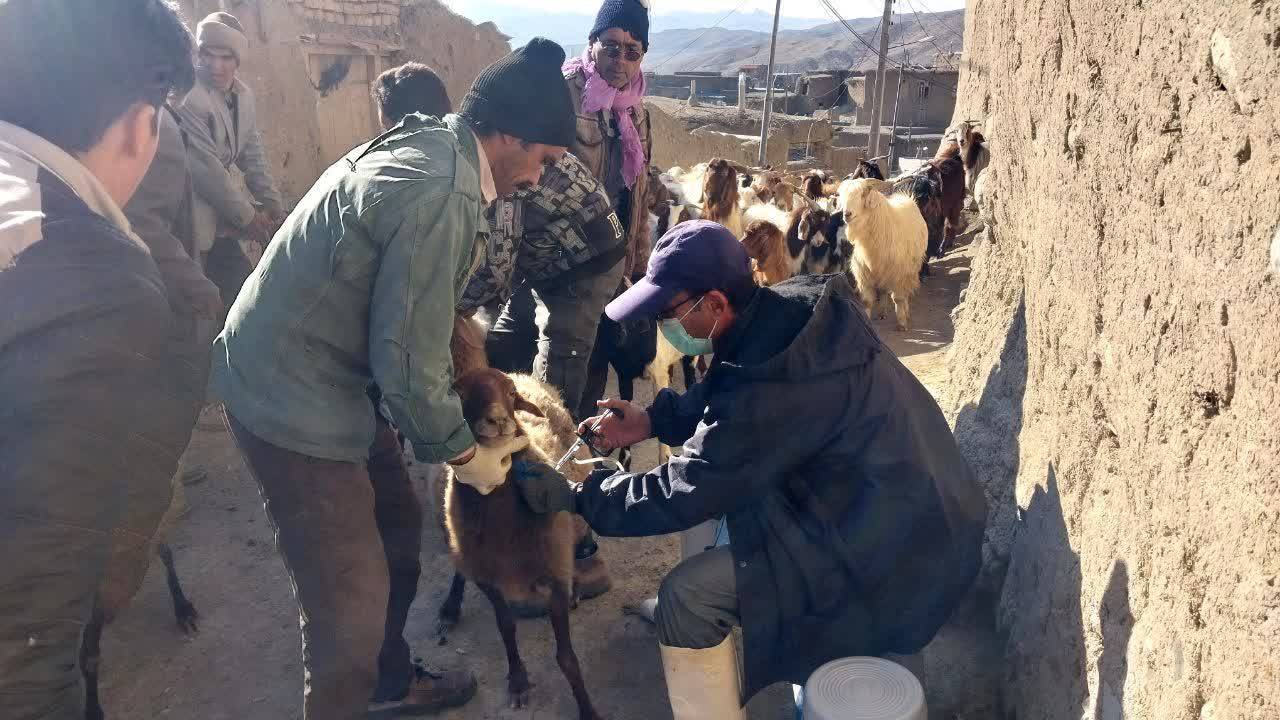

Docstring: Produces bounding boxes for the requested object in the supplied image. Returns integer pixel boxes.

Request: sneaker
[367,660,477,716]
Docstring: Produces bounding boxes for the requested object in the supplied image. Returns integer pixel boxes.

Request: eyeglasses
[656,294,705,322]
[596,41,644,62]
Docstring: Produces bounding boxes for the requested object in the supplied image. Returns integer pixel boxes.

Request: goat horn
[780,181,823,210]
[723,160,757,176]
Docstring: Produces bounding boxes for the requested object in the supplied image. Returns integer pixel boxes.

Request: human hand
[577,398,651,451]
[450,435,530,495]
[245,210,277,247]
[512,461,577,514]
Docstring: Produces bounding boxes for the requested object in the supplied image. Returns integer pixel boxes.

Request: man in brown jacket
[550,0,656,602]
[178,11,284,311]
[563,0,654,421]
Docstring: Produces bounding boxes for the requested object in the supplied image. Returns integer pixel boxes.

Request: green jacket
[211,114,488,463]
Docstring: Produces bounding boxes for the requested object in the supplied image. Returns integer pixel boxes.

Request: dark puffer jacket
[576,273,987,697]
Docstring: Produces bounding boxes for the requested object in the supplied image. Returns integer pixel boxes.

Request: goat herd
[649,120,990,332]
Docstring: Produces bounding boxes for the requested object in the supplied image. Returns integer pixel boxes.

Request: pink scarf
[563,48,646,189]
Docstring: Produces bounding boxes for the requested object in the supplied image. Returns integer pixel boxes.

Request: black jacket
[576,274,987,698]
[1,165,194,496]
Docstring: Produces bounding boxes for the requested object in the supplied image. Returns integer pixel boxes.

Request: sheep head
[851,159,884,181]
[796,206,832,247]
[802,172,825,200]
[702,158,740,222]
[751,170,795,210]
[741,219,789,286]
[454,368,544,447]
[839,178,887,224]
[961,130,990,195]
[645,165,673,211]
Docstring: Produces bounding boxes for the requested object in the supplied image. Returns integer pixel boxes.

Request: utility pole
[888,49,907,172]
[758,0,782,167]
[867,0,893,162]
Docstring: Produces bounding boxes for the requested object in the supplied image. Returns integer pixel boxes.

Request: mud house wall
[177,0,508,207]
[943,1,1280,718]
[645,98,835,171]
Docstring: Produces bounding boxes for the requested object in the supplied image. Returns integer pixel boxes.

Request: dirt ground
[99,230,998,720]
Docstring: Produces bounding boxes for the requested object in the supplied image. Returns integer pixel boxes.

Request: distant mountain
[442,2,829,50]
[644,9,966,75]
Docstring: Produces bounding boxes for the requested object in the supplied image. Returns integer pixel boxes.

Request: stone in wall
[945,1,1280,718]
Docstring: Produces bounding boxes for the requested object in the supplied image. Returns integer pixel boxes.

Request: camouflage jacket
[460,152,624,312]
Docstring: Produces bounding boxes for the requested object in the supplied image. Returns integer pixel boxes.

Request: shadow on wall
[998,463,1088,720]
[952,293,1028,600]
[1094,561,1133,720]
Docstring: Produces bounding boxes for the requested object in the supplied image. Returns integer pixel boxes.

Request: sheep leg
[436,571,467,641]
[477,582,531,709]
[157,542,198,634]
[81,600,105,720]
[549,582,603,720]
[891,292,911,332]
[941,207,961,257]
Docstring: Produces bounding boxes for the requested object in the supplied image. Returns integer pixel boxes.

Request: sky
[447,0,968,21]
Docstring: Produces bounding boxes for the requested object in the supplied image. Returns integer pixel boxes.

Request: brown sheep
[930,141,968,256]
[751,169,797,211]
[741,219,791,286]
[439,315,599,624]
[443,368,603,719]
[801,169,838,201]
[699,158,742,236]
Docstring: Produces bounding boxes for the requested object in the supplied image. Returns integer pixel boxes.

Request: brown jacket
[178,77,283,255]
[564,68,652,279]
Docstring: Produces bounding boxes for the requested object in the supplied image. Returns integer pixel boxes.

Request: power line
[901,0,960,67]
[649,0,754,74]
[815,0,957,95]
[908,0,967,40]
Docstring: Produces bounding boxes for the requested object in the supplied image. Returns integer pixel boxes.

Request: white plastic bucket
[801,656,926,720]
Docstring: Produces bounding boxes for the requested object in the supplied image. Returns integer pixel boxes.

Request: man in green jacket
[210,39,576,719]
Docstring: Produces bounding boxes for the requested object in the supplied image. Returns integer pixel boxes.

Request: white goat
[839,178,928,331]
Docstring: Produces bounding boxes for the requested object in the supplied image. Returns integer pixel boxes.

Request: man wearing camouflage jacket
[462,151,626,415]
[460,151,625,605]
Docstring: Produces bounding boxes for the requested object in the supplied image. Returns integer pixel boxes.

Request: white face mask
[658,295,717,357]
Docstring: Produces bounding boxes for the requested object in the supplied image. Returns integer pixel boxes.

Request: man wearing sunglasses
[554,0,655,604]
[513,221,987,719]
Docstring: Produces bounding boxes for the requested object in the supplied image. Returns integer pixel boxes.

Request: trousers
[655,546,741,650]
[227,411,425,718]
[485,262,623,420]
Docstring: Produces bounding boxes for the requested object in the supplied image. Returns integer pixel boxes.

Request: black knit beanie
[590,0,650,51]
[460,38,576,148]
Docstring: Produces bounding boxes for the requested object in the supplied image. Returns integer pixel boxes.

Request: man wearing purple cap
[513,220,987,719]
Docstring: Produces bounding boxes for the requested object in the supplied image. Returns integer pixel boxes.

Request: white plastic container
[801,656,927,720]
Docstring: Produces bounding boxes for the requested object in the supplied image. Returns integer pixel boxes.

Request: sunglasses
[596,41,644,62]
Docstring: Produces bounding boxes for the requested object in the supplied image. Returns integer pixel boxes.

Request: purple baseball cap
[605,220,753,321]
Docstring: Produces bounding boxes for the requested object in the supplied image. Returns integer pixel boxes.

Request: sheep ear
[514,394,545,418]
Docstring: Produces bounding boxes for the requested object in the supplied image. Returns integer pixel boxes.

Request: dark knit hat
[459,38,575,148]
[590,0,650,52]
